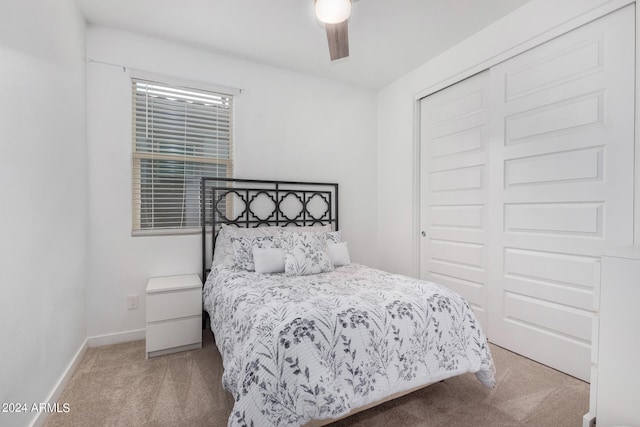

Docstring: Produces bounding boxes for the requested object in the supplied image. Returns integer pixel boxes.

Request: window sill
[131,228,213,237]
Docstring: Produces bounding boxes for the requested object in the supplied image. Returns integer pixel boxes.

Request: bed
[201,178,495,427]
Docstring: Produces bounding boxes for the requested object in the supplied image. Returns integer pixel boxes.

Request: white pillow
[281,231,334,277]
[253,247,285,274]
[328,242,351,267]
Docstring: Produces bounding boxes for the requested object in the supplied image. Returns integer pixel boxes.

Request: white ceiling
[76,0,531,89]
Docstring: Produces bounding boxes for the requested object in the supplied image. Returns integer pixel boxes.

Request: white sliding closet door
[419,71,490,330]
[419,6,634,382]
[487,6,634,382]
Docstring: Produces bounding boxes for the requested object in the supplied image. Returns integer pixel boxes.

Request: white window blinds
[132,78,233,233]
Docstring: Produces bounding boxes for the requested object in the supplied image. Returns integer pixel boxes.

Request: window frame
[130,71,239,236]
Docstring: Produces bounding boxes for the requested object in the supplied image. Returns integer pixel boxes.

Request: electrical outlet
[127,294,139,310]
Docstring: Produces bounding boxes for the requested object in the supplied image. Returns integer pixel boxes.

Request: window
[132,77,233,234]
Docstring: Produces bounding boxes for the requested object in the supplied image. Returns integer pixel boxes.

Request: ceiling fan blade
[325,20,349,61]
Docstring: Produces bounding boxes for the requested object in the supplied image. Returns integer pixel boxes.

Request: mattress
[203,262,495,427]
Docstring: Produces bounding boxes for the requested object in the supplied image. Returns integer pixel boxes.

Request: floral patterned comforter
[203,263,495,427]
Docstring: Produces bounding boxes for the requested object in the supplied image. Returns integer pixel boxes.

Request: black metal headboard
[201,177,339,280]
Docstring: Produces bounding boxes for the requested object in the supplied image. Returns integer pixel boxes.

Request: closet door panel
[420,71,490,330]
[487,5,634,381]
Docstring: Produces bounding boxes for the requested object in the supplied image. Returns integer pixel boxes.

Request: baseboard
[87,328,146,347]
[582,413,596,427]
[27,330,146,427]
[29,338,88,427]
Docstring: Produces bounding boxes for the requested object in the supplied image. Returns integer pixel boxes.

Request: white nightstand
[583,246,640,427]
[145,274,202,359]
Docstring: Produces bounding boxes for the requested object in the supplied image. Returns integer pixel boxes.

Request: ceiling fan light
[315,0,352,24]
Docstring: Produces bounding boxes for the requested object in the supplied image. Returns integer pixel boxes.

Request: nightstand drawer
[146,317,202,353]
[146,288,201,322]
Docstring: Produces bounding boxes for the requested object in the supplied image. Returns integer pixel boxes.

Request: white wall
[86,27,378,338]
[0,0,87,426]
[376,0,631,277]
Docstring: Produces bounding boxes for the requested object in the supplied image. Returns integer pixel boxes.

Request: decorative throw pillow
[280,226,340,243]
[232,235,282,271]
[326,230,342,244]
[327,242,351,267]
[231,237,257,270]
[281,232,334,277]
[215,225,280,265]
[212,225,234,267]
[280,224,331,233]
[253,247,285,274]
[226,225,282,240]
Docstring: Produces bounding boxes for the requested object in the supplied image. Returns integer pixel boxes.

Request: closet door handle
[421,231,427,237]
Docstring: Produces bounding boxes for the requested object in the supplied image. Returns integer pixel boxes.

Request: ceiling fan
[314,0,352,61]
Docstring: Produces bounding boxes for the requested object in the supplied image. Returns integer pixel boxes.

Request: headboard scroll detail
[201,178,339,280]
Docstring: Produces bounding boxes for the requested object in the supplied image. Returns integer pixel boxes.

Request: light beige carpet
[45,331,589,426]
